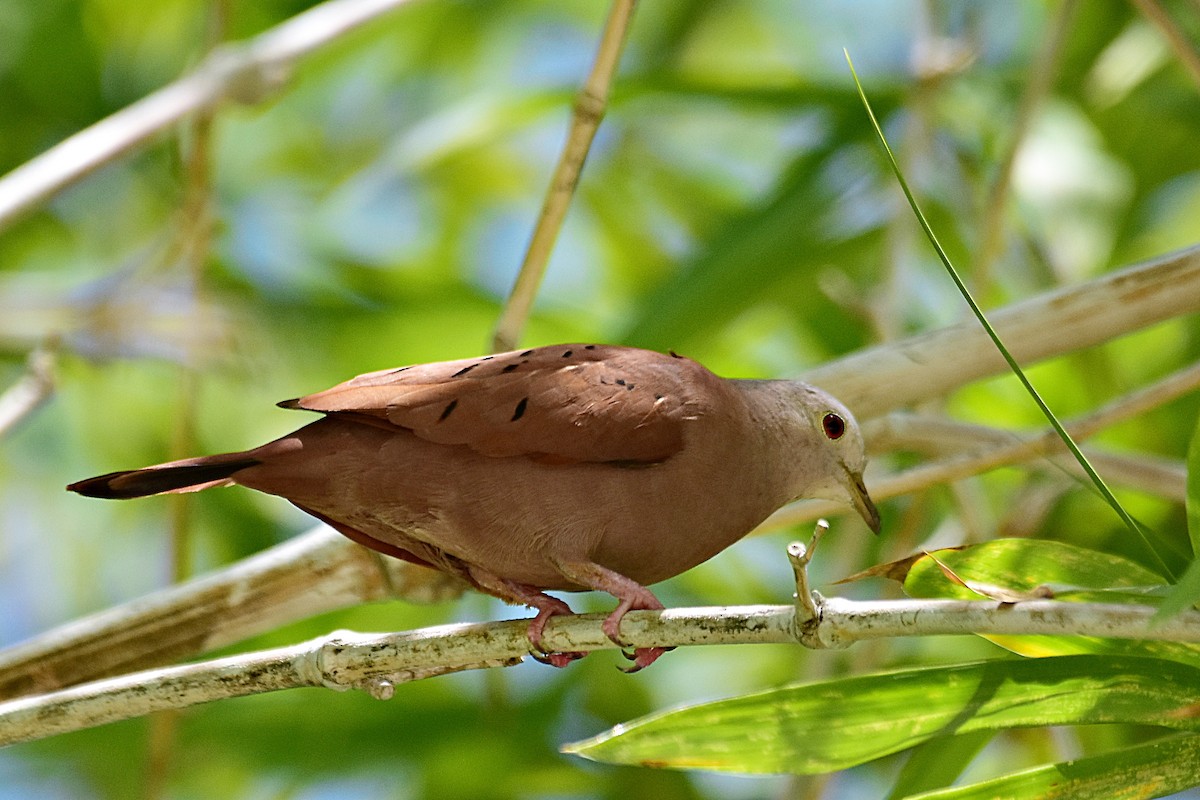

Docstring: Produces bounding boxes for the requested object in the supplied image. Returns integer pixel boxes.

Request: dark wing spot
[388,366,413,375]
[451,364,476,378]
[438,399,458,422]
[511,397,529,421]
[481,355,495,361]
[584,345,596,350]
[502,363,520,373]
[562,350,573,358]
[654,394,663,401]
[615,379,626,386]
[610,459,658,469]
[626,383,635,391]
[520,350,534,357]
[669,350,682,359]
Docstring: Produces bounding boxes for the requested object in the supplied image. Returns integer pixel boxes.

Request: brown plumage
[69,344,879,670]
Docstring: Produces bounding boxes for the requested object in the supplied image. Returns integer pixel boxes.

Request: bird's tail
[67,452,261,499]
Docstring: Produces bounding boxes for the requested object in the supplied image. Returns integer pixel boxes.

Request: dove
[68,344,879,670]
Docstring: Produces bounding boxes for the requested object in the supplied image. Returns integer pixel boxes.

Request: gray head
[742,380,881,533]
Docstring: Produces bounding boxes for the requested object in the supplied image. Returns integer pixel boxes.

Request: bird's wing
[279,344,717,464]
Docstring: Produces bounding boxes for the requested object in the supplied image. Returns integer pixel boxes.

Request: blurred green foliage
[1,0,1199,798]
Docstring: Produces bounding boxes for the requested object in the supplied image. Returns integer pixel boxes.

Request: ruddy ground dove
[69,344,879,670]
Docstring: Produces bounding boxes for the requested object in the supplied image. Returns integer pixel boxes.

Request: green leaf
[904,734,1200,800]
[562,655,1200,775]
[887,731,994,800]
[1190,415,1200,555]
[1156,557,1200,622]
[1155,420,1200,619]
[904,539,1200,666]
[904,539,1165,602]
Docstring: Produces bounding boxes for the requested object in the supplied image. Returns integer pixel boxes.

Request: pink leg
[550,558,671,672]
[467,566,585,668]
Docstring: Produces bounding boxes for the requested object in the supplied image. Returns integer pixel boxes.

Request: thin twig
[1129,0,1200,89]
[166,9,223,586]
[875,416,1187,501]
[975,0,1078,291]
[0,0,420,235]
[0,343,57,438]
[147,10,229,792]
[875,357,1200,461]
[2,595,1198,749]
[491,0,638,351]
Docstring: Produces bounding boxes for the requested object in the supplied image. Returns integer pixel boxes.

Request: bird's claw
[616,646,672,673]
[528,647,586,668]
[526,633,587,667]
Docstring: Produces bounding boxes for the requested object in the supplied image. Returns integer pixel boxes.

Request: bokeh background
[1,0,1199,797]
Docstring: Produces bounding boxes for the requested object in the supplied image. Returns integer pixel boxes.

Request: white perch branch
[2,594,1197,749]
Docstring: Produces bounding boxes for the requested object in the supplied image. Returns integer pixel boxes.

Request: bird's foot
[549,557,672,671]
[525,600,587,668]
[466,568,589,669]
[598,583,666,672]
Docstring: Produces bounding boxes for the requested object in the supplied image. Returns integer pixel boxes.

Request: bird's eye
[822,413,845,440]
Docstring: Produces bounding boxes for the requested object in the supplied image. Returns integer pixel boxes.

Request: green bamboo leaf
[904,539,1200,666]
[904,539,1165,602]
[887,731,994,800]
[904,734,1200,800]
[563,656,1200,775]
[1157,558,1200,622]
[1190,416,1200,555]
[1155,419,1200,619]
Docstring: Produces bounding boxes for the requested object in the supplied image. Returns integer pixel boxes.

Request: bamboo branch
[802,243,1200,418]
[491,0,638,351]
[0,0,420,234]
[875,416,1186,501]
[0,344,56,438]
[2,594,1198,749]
[974,0,1077,290]
[0,526,464,699]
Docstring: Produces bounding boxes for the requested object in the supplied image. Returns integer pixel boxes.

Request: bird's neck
[727,378,829,503]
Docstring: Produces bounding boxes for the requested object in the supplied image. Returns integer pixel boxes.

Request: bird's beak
[845,467,881,534]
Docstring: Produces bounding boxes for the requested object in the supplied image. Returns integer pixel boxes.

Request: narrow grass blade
[843,49,1172,580]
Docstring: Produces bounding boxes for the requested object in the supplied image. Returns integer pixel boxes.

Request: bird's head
[777,382,881,533]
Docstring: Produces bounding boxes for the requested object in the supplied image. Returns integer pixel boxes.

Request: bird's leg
[466,565,586,668]
[549,558,671,672]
